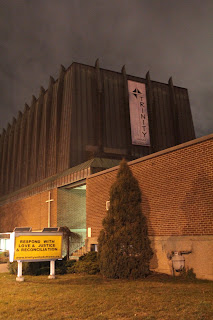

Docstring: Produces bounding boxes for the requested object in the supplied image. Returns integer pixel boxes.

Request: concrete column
[16,261,24,282]
[48,260,56,279]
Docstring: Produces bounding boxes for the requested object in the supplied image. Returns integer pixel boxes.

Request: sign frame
[9,231,63,263]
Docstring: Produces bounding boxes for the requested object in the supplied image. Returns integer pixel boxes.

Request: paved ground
[0,263,9,273]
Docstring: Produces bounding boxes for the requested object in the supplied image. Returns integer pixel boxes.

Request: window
[90,244,98,252]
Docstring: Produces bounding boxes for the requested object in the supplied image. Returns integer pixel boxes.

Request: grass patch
[0,273,212,319]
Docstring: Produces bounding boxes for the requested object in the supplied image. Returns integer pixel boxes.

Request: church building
[0,60,212,280]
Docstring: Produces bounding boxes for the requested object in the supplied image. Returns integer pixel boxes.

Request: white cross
[46,191,54,227]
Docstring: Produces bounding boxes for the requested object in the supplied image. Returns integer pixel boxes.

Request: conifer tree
[98,159,153,279]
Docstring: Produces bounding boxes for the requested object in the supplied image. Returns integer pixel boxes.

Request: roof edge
[87,134,213,180]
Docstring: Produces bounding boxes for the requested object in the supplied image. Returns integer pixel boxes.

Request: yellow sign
[14,234,62,261]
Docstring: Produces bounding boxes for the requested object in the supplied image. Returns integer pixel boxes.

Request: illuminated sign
[10,232,63,262]
[128,80,150,146]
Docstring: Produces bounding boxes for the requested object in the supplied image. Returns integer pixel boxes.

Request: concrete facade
[149,235,213,280]
[0,61,195,198]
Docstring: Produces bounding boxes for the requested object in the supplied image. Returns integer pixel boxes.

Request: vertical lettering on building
[128,80,150,146]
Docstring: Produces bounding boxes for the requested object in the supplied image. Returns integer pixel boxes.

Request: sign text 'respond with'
[11,233,62,261]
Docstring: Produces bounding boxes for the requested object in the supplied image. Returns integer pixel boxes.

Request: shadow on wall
[0,202,25,232]
[181,169,213,235]
[141,189,158,269]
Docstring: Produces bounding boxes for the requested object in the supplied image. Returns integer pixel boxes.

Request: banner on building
[9,232,63,262]
[128,80,150,146]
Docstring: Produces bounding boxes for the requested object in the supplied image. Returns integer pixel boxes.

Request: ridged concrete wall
[0,61,195,197]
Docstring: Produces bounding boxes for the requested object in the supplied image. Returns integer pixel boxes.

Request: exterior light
[88,228,91,238]
[106,201,110,211]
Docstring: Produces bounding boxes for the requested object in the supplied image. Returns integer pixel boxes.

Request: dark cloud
[0,0,212,137]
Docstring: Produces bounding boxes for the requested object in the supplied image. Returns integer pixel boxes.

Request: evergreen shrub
[69,252,100,275]
[8,254,98,275]
[98,159,153,279]
[8,261,49,275]
[8,258,70,275]
[65,259,77,273]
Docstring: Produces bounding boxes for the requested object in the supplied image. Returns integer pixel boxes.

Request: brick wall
[0,189,57,232]
[86,135,213,238]
[0,135,212,238]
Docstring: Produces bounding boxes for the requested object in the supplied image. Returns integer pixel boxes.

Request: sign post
[9,229,63,281]
[48,260,56,279]
[17,261,24,282]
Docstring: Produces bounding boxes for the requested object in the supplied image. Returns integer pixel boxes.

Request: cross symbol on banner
[131,88,142,99]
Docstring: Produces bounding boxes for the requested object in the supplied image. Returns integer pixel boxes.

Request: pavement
[0,263,9,273]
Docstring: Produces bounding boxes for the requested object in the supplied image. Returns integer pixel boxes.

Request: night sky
[0,0,212,138]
